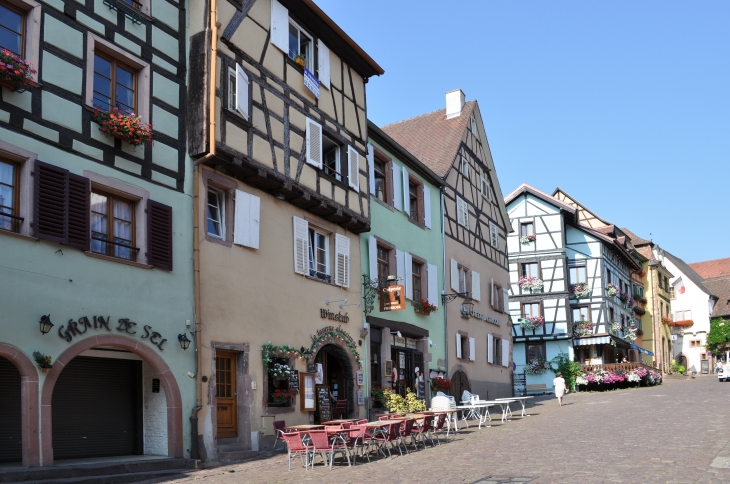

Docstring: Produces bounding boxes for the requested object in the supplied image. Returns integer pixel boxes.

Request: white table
[487,399,515,422]
[457,403,494,429]
[496,396,533,417]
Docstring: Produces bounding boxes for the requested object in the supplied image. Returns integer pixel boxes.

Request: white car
[719,364,729,382]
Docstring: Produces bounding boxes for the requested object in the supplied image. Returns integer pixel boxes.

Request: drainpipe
[190,0,218,460]
[440,187,448,375]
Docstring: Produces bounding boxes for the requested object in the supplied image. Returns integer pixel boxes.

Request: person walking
[553,371,569,406]
[716,360,723,375]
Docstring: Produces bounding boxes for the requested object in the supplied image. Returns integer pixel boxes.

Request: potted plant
[270,388,294,405]
[414,298,438,315]
[92,107,153,147]
[570,283,592,299]
[605,283,620,297]
[294,53,306,67]
[573,320,595,337]
[519,316,545,331]
[0,48,37,92]
[371,385,386,408]
[33,352,53,372]
[519,234,536,244]
[518,276,544,293]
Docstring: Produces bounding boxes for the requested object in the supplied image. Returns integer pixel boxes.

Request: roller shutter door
[0,357,22,463]
[52,356,142,459]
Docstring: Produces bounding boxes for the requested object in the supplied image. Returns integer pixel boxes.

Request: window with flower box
[267,358,293,407]
[412,259,423,303]
[0,0,40,86]
[570,265,587,284]
[520,222,534,238]
[0,2,24,56]
[522,302,540,319]
[526,342,545,362]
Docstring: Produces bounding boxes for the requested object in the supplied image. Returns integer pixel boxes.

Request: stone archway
[0,344,40,467]
[311,339,360,417]
[40,335,183,465]
[450,365,471,401]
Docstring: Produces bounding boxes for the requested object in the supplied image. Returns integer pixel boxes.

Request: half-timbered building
[383,90,513,400]
[187,0,382,460]
[0,0,194,468]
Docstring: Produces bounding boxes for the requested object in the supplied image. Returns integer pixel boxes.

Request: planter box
[0,79,39,94]
[415,307,432,316]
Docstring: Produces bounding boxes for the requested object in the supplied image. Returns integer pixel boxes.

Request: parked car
[718,364,729,382]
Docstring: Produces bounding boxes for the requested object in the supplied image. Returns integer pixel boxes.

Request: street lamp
[39,315,54,335]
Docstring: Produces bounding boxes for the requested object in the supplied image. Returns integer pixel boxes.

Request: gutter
[441,186,448,375]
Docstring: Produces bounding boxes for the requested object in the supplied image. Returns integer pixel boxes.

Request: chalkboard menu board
[289,370,299,392]
[317,386,331,422]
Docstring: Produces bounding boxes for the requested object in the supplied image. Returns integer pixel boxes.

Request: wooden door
[216,351,237,438]
[451,370,470,401]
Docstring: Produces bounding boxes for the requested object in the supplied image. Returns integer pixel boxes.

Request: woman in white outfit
[553,371,569,406]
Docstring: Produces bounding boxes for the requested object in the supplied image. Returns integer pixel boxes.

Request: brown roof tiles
[688,258,730,279]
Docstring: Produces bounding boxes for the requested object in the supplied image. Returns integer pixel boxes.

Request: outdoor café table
[284,424,325,432]
[488,399,516,423]
[321,419,357,425]
[457,403,494,429]
[496,396,533,417]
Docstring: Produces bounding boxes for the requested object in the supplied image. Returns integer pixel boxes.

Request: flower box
[519,234,536,244]
[519,316,545,331]
[673,320,693,328]
[518,276,544,292]
[0,49,37,93]
[525,358,551,374]
[570,283,592,299]
[605,284,620,297]
[413,298,438,316]
[92,107,153,147]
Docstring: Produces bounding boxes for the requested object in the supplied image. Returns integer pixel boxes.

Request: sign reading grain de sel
[56,315,168,351]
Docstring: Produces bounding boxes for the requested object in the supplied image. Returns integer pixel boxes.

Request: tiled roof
[381,101,477,178]
[621,227,651,246]
[663,251,715,297]
[688,258,730,279]
[703,277,730,318]
[504,183,576,214]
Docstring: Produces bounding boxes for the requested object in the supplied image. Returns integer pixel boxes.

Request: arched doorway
[41,336,183,465]
[451,369,470,401]
[314,344,355,420]
[0,356,22,464]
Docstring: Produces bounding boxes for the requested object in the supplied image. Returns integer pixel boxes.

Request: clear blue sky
[316,0,729,264]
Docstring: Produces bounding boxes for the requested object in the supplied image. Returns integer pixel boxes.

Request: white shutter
[368,236,377,280]
[402,167,410,214]
[501,339,509,367]
[427,263,438,308]
[423,185,431,228]
[347,146,359,190]
[305,118,323,168]
[293,216,309,275]
[367,144,375,195]
[471,271,480,301]
[490,221,499,249]
[270,0,289,54]
[487,334,494,364]
[392,164,402,211]
[490,278,496,309]
[404,252,413,300]
[396,249,405,281]
[468,337,476,361]
[455,333,462,359]
[317,39,330,89]
[503,287,509,314]
[235,64,249,119]
[450,258,459,292]
[457,196,468,227]
[334,234,350,287]
[233,190,260,249]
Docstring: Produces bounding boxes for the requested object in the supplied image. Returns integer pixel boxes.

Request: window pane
[115,85,135,112]
[324,148,339,179]
[0,5,23,55]
[0,26,21,57]
[116,66,134,88]
[0,183,13,209]
[113,199,132,222]
[288,23,298,59]
[94,54,112,78]
[228,72,236,109]
[0,160,14,186]
[207,189,222,237]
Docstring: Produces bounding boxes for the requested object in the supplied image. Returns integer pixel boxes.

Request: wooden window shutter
[392,163,402,211]
[450,258,459,292]
[427,263,438,308]
[235,64,250,119]
[317,39,330,89]
[455,333,462,359]
[34,160,69,244]
[490,278,496,309]
[270,0,289,53]
[347,145,359,190]
[501,339,510,367]
[402,167,410,214]
[147,199,173,271]
[487,334,494,364]
[367,144,375,195]
[334,233,350,287]
[305,118,323,168]
[471,270,481,301]
[292,216,309,275]
[66,173,90,251]
[423,184,431,228]
[404,252,413,300]
[502,287,510,314]
[234,189,260,249]
[468,337,475,361]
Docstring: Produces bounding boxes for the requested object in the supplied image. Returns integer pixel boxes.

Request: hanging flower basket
[570,283,592,299]
[519,234,536,244]
[0,49,38,93]
[518,276,544,292]
[525,358,551,374]
[414,298,438,316]
[92,107,153,147]
[605,284,620,297]
[573,321,594,337]
[519,316,545,331]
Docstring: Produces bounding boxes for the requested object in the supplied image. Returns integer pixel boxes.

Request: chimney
[445,89,465,119]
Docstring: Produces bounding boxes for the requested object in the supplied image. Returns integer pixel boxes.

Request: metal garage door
[52,356,142,459]
[0,357,22,463]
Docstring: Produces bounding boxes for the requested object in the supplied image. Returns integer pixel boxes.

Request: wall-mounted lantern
[39,315,54,335]
[178,333,191,350]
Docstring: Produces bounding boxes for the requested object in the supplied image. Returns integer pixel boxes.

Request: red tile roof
[689,258,730,279]
[381,101,477,178]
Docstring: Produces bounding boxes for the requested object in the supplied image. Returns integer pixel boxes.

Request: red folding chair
[412,415,435,448]
[346,425,368,465]
[308,429,350,470]
[273,420,286,450]
[399,418,418,453]
[371,422,403,458]
[281,432,311,471]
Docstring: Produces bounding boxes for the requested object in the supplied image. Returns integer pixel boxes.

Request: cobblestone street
[144,376,730,484]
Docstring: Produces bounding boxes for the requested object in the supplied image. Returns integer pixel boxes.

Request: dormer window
[288,20,313,69]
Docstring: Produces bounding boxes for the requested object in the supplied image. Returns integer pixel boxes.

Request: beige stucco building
[187,0,382,460]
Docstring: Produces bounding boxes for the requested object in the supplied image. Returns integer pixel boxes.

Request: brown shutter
[147,199,173,270]
[34,160,68,243]
[67,174,90,251]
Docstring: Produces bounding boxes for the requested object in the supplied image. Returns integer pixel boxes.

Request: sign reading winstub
[380,285,406,312]
[303,67,320,99]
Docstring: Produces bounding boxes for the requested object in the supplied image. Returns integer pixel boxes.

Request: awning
[574,336,610,346]
[631,344,654,356]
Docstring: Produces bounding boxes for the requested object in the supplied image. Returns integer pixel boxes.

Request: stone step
[0,458,198,483]
[20,468,193,484]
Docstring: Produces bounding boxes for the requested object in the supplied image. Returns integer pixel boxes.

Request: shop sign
[319,308,350,324]
[311,325,357,349]
[380,285,405,312]
[470,310,501,326]
[303,67,320,100]
[406,338,418,350]
[56,315,168,351]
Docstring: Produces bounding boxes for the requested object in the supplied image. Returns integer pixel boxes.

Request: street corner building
[382,90,514,400]
[186,0,383,461]
[0,0,195,468]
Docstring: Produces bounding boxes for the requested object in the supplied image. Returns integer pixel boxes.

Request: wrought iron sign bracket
[441,292,470,304]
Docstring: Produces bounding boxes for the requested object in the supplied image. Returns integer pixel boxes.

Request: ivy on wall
[262,334,363,372]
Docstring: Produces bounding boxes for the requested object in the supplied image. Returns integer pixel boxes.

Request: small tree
[550,352,581,392]
[707,317,730,355]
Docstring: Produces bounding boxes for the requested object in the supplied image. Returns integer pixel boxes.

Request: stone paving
[148,376,730,484]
